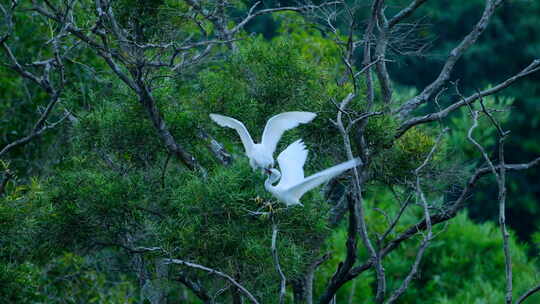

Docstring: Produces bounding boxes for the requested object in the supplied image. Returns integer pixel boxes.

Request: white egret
[264,140,362,207]
[209,112,316,171]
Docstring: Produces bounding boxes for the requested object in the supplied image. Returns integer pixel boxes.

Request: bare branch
[362,0,384,110]
[353,57,385,79]
[305,253,332,304]
[397,0,504,117]
[373,3,394,104]
[196,128,232,166]
[378,193,413,243]
[320,75,386,303]
[361,3,387,302]
[319,93,363,303]
[499,138,511,304]
[174,272,214,304]
[318,192,358,304]
[385,129,447,303]
[271,222,286,304]
[347,111,384,133]
[466,106,512,303]
[0,102,66,157]
[388,0,430,28]
[516,283,540,304]
[32,0,203,171]
[164,258,260,304]
[348,155,540,281]
[1,41,43,85]
[229,1,342,36]
[396,59,540,138]
[0,8,68,158]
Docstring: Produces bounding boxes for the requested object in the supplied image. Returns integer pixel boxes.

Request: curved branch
[229,1,342,35]
[385,129,446,303]
[388,0,430,28]
[271,223,287,304]
[397,0,504,117]
[516,283,540,304]
[347,156,540,280]
[396,59,540,138]
[164,258,260,304]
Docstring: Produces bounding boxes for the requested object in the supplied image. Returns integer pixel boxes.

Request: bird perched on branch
[264,140,361,207]
[210,112,316,171]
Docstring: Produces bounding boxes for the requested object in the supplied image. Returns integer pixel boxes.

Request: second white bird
[264,140,362,207]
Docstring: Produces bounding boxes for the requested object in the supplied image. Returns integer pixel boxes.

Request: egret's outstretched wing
[210,114,254,154]
[287,158,362,200]
[276,140,308,188]
[261,112,316,155]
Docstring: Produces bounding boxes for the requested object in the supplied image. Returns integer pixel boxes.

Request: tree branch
[397,0,504,117]
[0,10,68,158]
[516,283,540,304]
[0,101,66,157]
[388,0,430,28]
[164,258,260,304]
[396,59,540,138]
[467,106,512,303]
[305,253,331,304]
[174,272,214,304]
[229,1,342,36]
[348,156,540,280]
[373,3,393,104]
[33,0,203,171]
[271,221,287,304]
[385,129,446,303]
[318,192,358,304]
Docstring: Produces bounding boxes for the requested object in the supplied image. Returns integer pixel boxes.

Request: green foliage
[195,36,333,146]
[316,211,540,304]
[2,1,540,302]
[0,262,43,303]
[11,155,330,302]
[369,125,447,185]
[160,160,330,301]
[1,24,344,302]
[397,213,539,303]
[113,0,165,41]
[388,0,540,241]
[0,256,137,304]
[73,97,165,168]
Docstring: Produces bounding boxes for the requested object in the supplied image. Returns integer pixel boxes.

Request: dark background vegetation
[1,0,539,303]
[243,0,540,242]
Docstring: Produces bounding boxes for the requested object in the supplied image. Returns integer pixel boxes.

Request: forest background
[1,0,540,303]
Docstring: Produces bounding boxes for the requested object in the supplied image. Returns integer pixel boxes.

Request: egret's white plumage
[209,112,316,171]
[265,140,361,207]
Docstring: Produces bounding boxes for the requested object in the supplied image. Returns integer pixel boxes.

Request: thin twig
[467,104,512,303]
[164,258,260,304]
[397,0,505,117]
[271,217,287,304]
[516,283,540,304]
[396,59,540,138]
[305,252,332,304]
[347,155,540,282]
[385,129,447,303]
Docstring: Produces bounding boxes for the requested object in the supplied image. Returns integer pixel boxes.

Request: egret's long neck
[264,176,275,192]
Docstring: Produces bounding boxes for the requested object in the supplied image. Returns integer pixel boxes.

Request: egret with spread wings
[264,140,362,207]
[210,112,316,171]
